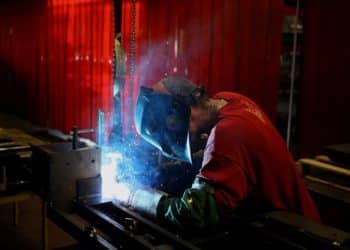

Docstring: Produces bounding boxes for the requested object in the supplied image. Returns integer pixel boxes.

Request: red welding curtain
[298,0,350,157]
[0,0,114,139]
[121,0,283,134]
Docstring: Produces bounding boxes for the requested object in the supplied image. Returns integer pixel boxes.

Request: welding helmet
[135,77,205,164]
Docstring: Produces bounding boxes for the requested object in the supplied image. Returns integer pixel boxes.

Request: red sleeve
[197,122,255,215]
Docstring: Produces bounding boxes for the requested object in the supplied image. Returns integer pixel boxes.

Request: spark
[101,151,124,199]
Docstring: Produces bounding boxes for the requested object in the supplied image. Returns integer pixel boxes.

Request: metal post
[286,0,301,149]
[72,126,78,150]
[13,202,18,226]
[97,110,105,145]
[42,199,48,250]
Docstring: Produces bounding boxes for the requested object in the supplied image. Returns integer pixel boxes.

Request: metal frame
[46,204,117,250]
[74,198,200,249]
[68,197,350,250]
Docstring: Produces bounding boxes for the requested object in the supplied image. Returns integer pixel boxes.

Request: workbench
[0,128,48,249]
[297,154,350,232]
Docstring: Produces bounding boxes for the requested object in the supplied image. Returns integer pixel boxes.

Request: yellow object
[298,158,350,177]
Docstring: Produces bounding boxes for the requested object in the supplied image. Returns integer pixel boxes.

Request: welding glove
[156,177,220,230]
[113,179,220,230]
[112,183,168,219]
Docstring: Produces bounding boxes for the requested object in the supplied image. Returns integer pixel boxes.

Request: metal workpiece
[74,199,200,250]
[73,197,350,250]
[32,141,101,212]
[263,211,350,249]
[70,126,94,150]
[47,206,117,250]
[124,217,140,233]
[44,192,350,250]
[84,225,97,239]
[0,141,36,192]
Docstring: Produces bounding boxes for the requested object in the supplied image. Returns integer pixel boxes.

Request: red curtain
[121,0,283,134]
[0,1,45,117]
[299,0,350,157]
[0,0,114,140]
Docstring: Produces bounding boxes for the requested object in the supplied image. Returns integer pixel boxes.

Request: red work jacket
[198,92,320,221]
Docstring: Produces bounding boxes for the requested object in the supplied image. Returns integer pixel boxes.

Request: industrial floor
[0,112,77,250]
[0,196,76,250]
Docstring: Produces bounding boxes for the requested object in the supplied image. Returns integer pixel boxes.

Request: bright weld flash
[112,182,131,203]
[101,151,129,199]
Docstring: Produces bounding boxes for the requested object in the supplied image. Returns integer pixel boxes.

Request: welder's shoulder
[208,118,262,160]
[213,116,253,144]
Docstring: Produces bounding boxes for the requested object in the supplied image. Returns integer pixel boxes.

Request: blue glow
[100,137,160,199]
[101,150,124,199]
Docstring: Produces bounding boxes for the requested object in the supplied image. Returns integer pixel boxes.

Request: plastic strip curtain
[121,0,283,135]
[46,0,114,139]
[0,0,114,140]
[299,0,350,157]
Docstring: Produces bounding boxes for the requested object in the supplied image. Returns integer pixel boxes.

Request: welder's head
[135,76,209,164]
[153,76,205,106]
[155,77,216,137]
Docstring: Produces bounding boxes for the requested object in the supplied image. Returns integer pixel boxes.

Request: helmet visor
[135,87,192,164]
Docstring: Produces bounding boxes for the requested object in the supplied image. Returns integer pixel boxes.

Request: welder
[113,76,320,231]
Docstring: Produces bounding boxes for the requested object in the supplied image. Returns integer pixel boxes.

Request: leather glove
[112,182,168,219]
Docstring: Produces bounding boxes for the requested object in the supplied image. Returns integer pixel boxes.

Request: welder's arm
[113,178,220,230]
[157,178,220,230]
[112,184,167,218]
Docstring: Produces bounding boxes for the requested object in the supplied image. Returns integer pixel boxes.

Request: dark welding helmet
[135,86,192,163]
[135,77,205,164]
